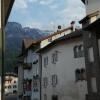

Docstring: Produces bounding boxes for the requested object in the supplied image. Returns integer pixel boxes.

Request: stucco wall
[41,38,87,100]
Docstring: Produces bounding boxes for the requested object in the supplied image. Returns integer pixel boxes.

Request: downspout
[39,54,42,100]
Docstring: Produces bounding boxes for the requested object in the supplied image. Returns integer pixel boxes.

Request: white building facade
[38,31,88,100]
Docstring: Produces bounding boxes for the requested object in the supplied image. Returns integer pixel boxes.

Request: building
[37,30,88,100]
[40,25,74,48]
[18,23,75,100]
[18,38,41,100]
[4,73,18,95]
[80,0,100,100]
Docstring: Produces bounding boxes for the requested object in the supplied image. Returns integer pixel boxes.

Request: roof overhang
[79,11,99,24]
[2,0,15,25]
[83,18,100,34]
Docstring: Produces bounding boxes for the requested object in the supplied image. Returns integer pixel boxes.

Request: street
[5,94,17,100]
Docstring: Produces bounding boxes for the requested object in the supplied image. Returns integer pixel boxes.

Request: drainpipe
[71,21,75,32]
[39,54,42,100]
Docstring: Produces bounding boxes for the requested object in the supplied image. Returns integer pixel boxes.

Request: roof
[18,26,73,57]
[37,30,83,53]
[38,26,73,41]
[79,11,99,24]
[1,0,15,25]
[5,72,18,77]
[23,38,38,49]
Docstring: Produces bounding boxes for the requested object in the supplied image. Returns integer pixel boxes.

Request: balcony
[23,63,32,70]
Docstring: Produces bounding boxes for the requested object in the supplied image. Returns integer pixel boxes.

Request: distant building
[4,73,18,95]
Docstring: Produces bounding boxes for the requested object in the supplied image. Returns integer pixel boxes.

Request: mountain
[5,22,47,73]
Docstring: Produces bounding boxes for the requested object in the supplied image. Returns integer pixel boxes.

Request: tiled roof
[23,38,37,49]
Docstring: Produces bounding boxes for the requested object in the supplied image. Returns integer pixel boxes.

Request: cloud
[57,0,86,25]
[49,4,58,9]
[14,0,28,9]
[39,0,54,5]
[24,21,43,29]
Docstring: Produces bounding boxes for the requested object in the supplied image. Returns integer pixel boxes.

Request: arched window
[75,69,81,82]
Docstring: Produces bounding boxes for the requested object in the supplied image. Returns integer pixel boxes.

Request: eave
[2,0,15,25]
[79,11,99,24]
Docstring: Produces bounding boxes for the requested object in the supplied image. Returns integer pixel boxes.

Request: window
[52,95,58,100]
[52,51,58,64]
[75,69,81,81]
[73,45,84,58]
[78,45,84,57]
[44,94,47,100]
[52,75,58,87]
[14,80,16,83]
[13,85,17,88]
[75,68,86,82]
[8,85,11,89]
[74,46,78,58]
[43,77,48,88]
[44,57,48,67]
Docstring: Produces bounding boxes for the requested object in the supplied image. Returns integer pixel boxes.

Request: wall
[86,0,100,18]
[41,38,87,100]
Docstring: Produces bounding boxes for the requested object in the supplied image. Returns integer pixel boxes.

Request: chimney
[57,25,61,32]
[70,21,75,31]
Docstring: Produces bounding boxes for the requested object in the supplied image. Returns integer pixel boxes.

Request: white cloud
[14,0,28,9]
[57,0,86,25]
[28,0,38,2]
[39,0,54,5]
[49,4,58,9]
[24,21,43,29]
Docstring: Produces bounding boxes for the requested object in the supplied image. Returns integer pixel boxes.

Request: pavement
[5,94,17,100]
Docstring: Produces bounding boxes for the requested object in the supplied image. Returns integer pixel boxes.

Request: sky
[8,0,86,30]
